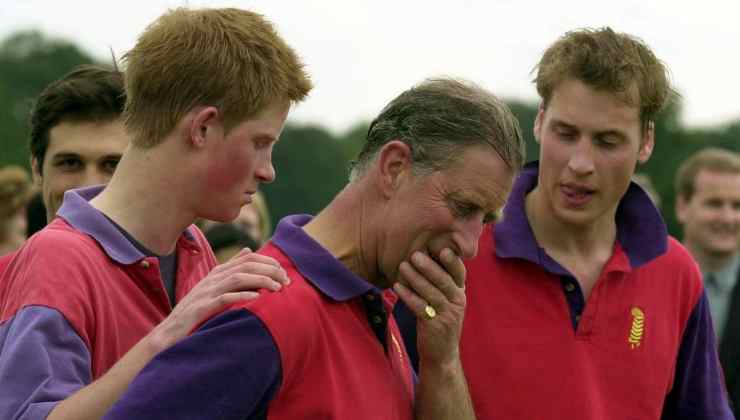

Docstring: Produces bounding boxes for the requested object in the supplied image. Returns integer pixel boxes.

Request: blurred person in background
[675,147,740,413]
[233,190,272,244]
[0,65,128,279]
[205,222,259,263]
[28,65,129,223]
[0,166,34,255]
[202,190,273,247]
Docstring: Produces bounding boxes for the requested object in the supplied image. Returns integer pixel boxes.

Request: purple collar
[57,185,196,265]
[271,214,381,301]
[495,161,667,272]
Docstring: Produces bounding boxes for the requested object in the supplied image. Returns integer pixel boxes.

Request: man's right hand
[149,248,290,350]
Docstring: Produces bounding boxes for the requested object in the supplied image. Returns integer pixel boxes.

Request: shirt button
[190,249,199,255]
[372,315,383,324]
[565,283,576,292]
[140,260,150,269]
[575,314,582,322]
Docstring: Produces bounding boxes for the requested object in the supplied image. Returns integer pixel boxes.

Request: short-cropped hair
[675,148,740,201]
[29,65,125,173]
[123,7,312,147]
[350,78,525,180]
[535,27,676,124]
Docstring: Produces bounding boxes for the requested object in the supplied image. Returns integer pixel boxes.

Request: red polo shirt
[0,185,216,419]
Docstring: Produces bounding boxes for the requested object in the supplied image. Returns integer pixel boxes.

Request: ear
[637,121,655,164]
[533,102,545,144]
[675,193,689,224]
[188,106,221,149]
[31,157,42,186]
[376,140,413,198]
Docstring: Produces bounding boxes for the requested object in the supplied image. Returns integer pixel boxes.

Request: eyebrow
[551,119,627,140]
[50,152,83,160]
[49,152,123,164]
[448,188,504,213]
[255,133,279,144]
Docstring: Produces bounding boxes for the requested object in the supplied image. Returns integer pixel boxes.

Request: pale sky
[2,0,739,133]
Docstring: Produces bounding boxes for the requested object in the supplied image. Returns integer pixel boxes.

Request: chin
[204,208,241,223]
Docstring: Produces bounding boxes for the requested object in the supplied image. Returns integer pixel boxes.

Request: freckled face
[198,100,289,223]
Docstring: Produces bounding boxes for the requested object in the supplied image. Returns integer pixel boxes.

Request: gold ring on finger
[424,304,437,320]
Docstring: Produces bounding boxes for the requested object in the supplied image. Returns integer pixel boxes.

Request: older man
[104,78,525,419]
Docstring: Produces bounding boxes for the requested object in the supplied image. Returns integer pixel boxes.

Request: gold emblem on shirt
[628,307,645,349]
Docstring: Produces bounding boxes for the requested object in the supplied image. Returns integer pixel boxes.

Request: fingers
[439,248,466,288]
[228,247,253,261]
[408,251,464,302]
[398,260,449,310]
[393,282,431,319]
[211,253,290,286]
[226,272,284,292]
[212,291,261,307]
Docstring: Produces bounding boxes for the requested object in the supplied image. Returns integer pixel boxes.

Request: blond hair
[535,27,676,124]
[123,7,312,147]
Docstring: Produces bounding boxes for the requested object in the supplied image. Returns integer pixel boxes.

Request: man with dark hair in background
[0,7,311,420]
[0,65,127,275]
[675,147,740,413]
[29,65,129,224]
[104,77,525,419]
[456,28,733,419]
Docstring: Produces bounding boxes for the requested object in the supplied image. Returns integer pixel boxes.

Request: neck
[303,181,382,286]
[684,240,737,273]
[525,186,617,258]
[90,146,194,255]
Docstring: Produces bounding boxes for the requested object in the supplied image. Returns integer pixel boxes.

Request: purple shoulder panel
[104,309,280,420]
[0,306,91,420]
[662,292,735,419]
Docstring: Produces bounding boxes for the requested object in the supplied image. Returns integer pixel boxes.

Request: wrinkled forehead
[443,145,515,206]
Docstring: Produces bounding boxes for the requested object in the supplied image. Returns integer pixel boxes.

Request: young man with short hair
[459,28,734,419]
[0,65,127,275]
[0,7,311,420]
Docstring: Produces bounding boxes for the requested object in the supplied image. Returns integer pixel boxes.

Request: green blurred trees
[1,30,739,238]
[0,31,95,169]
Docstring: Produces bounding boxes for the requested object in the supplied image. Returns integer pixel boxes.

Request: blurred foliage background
[2,31,739,238]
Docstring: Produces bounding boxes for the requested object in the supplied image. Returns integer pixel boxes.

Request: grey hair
[348,78,525,181]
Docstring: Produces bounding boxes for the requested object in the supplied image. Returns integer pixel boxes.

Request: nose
[255,150,276,184]
[256,160,276,184]
[720,203,740,222]
[82,167,111,187]
[455,217,484,259]
[567,138,595,176]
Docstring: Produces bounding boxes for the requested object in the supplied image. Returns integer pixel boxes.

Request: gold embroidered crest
[628,307,645,349]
